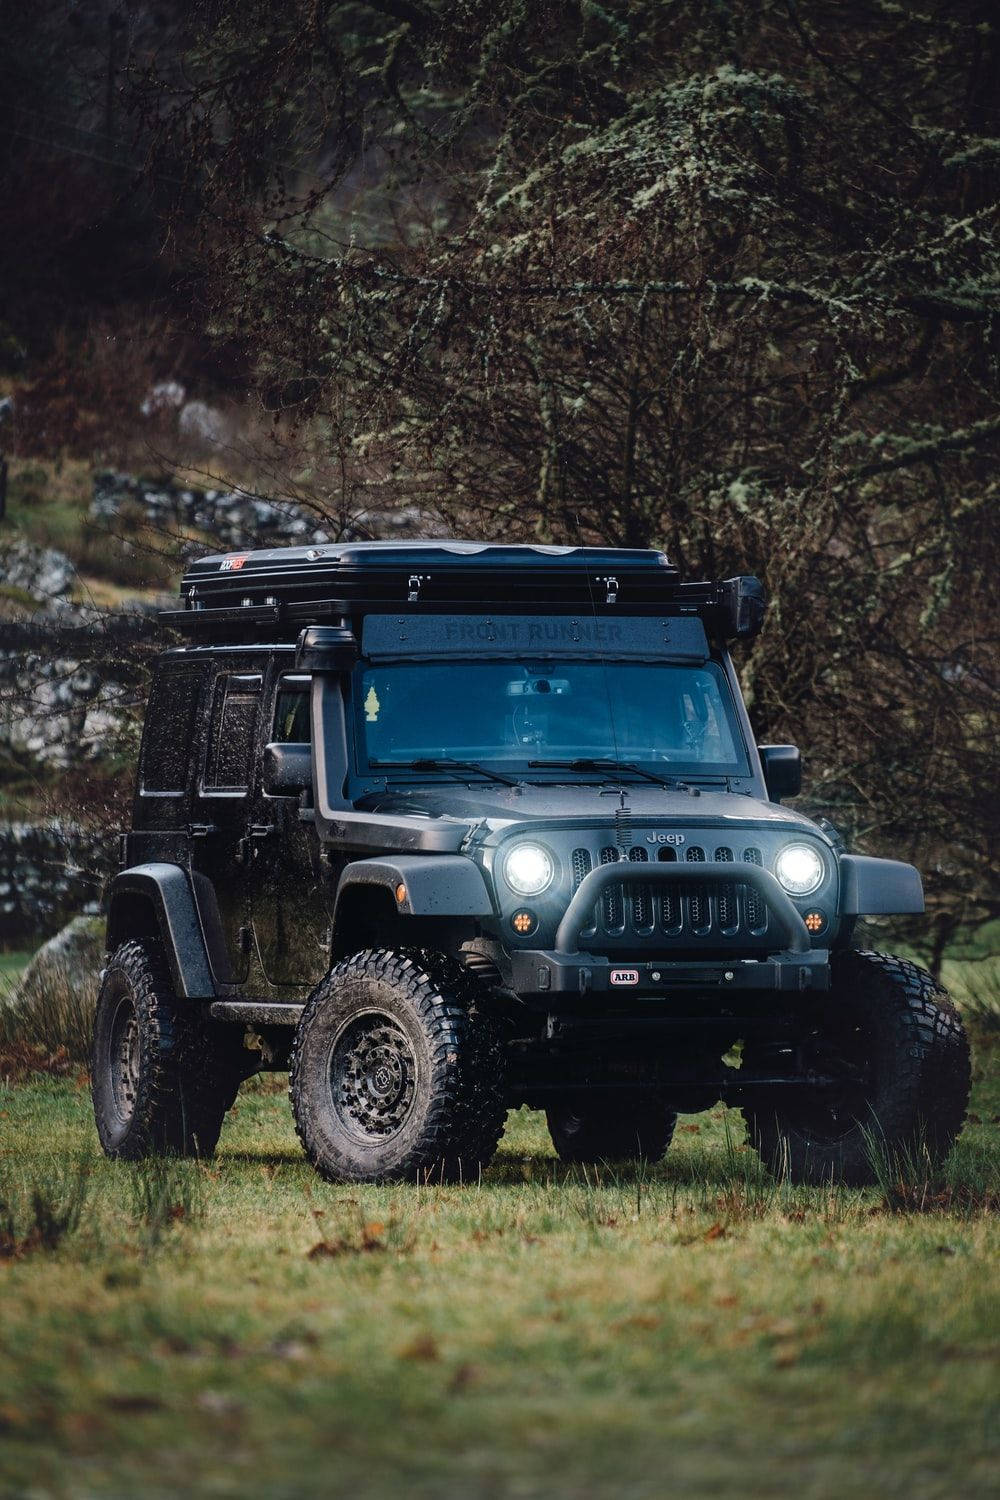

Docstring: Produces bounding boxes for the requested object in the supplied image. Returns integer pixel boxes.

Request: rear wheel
[92,939,241,1159]
[742,950,970,1185]
[546,1094,677,1165]
[290,949,508,1183]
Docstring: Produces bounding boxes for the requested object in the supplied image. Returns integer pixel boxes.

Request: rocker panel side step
[208,1001,305,1027]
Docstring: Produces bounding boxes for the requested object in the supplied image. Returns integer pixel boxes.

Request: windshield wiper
[528,758,699,793]
[369,757,518,787]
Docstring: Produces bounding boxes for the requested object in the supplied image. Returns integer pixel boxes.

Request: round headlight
[503,843,555,897]
[774,843,825,897]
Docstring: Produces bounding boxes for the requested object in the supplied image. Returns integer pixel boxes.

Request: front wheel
[742,950,971,1185]
[290,950,508,1183]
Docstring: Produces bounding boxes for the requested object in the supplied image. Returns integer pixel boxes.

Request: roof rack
[160,540,764,645]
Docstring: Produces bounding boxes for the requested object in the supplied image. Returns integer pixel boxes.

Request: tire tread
[290,948,507,1183]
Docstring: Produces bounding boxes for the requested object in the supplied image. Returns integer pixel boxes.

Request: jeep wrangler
[91,542,970,1184]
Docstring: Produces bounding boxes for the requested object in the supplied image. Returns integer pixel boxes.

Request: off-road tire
[290,949,508,1184]
[92,939,240,1159]
[742,950,970,1186]
[546,1095,677,1164]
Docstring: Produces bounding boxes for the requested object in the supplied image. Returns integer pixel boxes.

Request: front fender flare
[333,855,495,922]
[106,863,215,999]
[838,855,924,915]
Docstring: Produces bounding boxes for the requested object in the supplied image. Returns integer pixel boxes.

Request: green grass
[0,1067,997,1500]
[0,951,33,997]
[3,457,177,593]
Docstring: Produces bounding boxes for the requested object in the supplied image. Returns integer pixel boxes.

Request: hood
[358,781,827,842]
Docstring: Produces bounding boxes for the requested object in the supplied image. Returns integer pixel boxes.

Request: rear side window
[140,668,203,795]
[273,676,311,743]
[203,674,262,792]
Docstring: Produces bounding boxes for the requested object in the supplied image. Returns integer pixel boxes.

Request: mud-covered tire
[91,939,239,1160]
[290,949,508,1184]
[546,1095,677,1165]
[742,950,971,1186]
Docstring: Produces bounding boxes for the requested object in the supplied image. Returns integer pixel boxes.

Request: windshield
[356,660,747,777]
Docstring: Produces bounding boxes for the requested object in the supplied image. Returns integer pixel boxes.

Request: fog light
[511,909,538,936]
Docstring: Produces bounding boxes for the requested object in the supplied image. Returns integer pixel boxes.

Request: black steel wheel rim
[109,991,140,1122]
[329,1011,417,1143]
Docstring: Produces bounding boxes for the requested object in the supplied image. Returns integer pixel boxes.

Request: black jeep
[92,542,970,1183]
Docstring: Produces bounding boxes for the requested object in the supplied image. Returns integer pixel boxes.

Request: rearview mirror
[262,741,312,798]
[759,744,801,802]
[506,678,571,697]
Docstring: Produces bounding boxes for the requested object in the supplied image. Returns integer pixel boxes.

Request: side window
[272,676,311,743]
[140,668,203,795]
[203,673,262,793]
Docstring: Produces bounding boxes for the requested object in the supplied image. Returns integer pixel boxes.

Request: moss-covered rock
[1,914,104,1063]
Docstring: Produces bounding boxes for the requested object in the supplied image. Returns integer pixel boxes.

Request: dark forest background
[0,0,997,969]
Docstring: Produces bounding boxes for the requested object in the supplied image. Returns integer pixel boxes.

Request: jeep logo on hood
[646,833,686,846]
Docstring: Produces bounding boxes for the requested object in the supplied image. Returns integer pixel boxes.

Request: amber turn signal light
[804,910,826,934]
[395,882,408,906]
[511,910,537,935]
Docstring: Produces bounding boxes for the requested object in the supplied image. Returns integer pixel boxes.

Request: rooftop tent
[161,539,763,645]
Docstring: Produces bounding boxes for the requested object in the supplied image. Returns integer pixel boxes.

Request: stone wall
[0,821,113,946]
[91,470,332,551]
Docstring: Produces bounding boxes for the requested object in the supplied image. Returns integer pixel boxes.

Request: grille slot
[685,846,710,932]
[657,845,681,931]
[572,846,597,936]
[743,847,767,931]
[715,846,739,932]
[600,846,623,931]
[571,847,592,891]
[628,846,652,930]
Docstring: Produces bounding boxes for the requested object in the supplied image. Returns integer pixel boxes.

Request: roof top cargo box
[160,540,764,645]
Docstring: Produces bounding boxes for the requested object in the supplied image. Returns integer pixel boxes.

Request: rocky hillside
[0,445,443,948]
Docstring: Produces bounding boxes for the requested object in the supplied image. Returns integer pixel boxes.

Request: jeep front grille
[570,842,770,946]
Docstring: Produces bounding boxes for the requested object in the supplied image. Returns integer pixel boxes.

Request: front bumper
[510,949,830,997]
[507,862,828,998]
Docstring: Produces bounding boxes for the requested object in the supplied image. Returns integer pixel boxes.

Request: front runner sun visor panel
[361,614,709,663]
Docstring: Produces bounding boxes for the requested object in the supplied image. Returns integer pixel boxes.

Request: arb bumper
[508,861,828,998]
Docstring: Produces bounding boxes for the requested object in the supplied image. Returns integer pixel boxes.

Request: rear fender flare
[106,863,215,999]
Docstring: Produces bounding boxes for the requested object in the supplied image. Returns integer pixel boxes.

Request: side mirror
[759,744,801,802]
[262,741,312,798]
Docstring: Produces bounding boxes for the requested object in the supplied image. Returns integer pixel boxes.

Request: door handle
[189,823,218,838]
[238,824,277,864]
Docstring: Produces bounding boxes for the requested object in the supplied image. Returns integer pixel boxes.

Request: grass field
[1,1051,997,1500]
